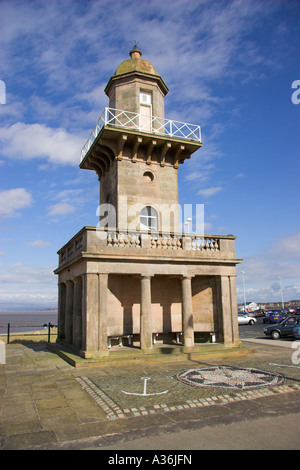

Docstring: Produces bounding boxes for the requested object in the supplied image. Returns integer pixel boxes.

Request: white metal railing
[80,107,202,161]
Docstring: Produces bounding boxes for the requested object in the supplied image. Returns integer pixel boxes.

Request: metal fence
[81,107,202,161]
[0,322,57,344]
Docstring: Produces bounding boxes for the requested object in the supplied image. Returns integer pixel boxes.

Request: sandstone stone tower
[54,47,241,359]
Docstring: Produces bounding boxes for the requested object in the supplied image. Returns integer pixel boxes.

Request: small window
[143,171,154,182]
[140,91,152,106]
[140,206,158,231]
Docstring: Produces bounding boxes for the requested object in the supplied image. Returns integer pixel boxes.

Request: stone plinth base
[48,341,251,368]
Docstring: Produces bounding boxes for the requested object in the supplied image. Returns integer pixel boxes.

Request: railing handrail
[80,107,202,161]
[94,226,235,239]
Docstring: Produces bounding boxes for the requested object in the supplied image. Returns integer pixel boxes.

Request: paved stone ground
[1,339,300,450]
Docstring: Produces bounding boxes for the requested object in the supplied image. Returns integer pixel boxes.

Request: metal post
[48,322,51,343]
[241,271,247,313]
[7,323,10,344]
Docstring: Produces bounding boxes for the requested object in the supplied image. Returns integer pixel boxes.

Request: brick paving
[76,374,300,421]
[1,339,300,449]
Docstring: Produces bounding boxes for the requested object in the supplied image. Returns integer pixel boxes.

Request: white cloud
[52,189,84,202]
[47,202,76,217]
[197,186,222,197]
[235,173,247,179]
[0,122,83,166]
[0,188,33,217]
[0,262,55,285]
[0,291,57,307]
[0,262,57,307]
[46,188,86,220]
[270,232,300,259]
[236,231,300,303]
[28,240,51,247]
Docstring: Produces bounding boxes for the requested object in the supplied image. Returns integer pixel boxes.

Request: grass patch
[1,328,58,345]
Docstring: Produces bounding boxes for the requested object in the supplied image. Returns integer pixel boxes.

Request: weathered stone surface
[54,49,241,359]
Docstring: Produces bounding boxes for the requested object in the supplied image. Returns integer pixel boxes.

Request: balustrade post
[182,234,192,251]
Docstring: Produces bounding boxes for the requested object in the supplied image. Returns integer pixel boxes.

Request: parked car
[293,324,300,339]
[252,309,265,317]
[263,310,286,324]
[238,314,257,325]
[264,316,300,339]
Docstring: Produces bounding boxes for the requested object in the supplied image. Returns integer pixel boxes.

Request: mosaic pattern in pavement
[174,365,285,390]
[75,366,300,421]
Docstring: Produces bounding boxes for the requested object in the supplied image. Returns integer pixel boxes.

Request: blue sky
[0,0,299,310]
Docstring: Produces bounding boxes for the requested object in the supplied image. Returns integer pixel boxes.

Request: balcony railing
[81,107,202,161]
[57,227,236,268]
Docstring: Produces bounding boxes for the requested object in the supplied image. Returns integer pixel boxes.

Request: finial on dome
[129,42,142,59]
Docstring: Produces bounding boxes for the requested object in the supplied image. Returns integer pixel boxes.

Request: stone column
[140,275,153,351]
[57,282,66,342]
[181,276,194,348]
[98,274,108,352]
[73,277,82,350]
[81,273,99,357]
[65,280,74,344]
[220,275,233,345]
[229,275,239,344]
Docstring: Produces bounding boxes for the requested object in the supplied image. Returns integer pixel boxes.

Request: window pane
[140,206,158,230]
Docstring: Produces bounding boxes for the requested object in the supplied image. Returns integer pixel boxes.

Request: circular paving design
[174,365,285,390]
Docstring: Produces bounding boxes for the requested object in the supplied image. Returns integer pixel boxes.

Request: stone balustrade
[57,226,236,268]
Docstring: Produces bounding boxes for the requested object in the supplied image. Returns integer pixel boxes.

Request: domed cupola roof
[105,46,168,96]
[115,45,160,77]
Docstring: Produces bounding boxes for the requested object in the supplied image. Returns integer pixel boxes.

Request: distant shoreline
[0,310,58,314]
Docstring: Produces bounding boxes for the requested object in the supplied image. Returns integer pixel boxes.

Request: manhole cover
[174,365,285,390]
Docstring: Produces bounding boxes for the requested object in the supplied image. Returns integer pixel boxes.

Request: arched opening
[143,171,154,182]
[140,206,158,231]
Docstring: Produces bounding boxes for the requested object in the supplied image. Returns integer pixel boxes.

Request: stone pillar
[220,275,233,345]
[181,276,194,348]
[140,275,153,350]
[229,275,239,344]
[98,274,108,352]
[57,282,66,342]
[81,273,99,357]
[65,280,74,344]
[73,277,82,350]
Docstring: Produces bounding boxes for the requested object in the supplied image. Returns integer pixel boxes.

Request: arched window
[140,206,158,231]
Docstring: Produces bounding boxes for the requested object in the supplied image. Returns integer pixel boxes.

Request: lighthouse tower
[80,45,202,234]
[54,47,241,359]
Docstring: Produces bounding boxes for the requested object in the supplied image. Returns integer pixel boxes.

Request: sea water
[0,311,58,335]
